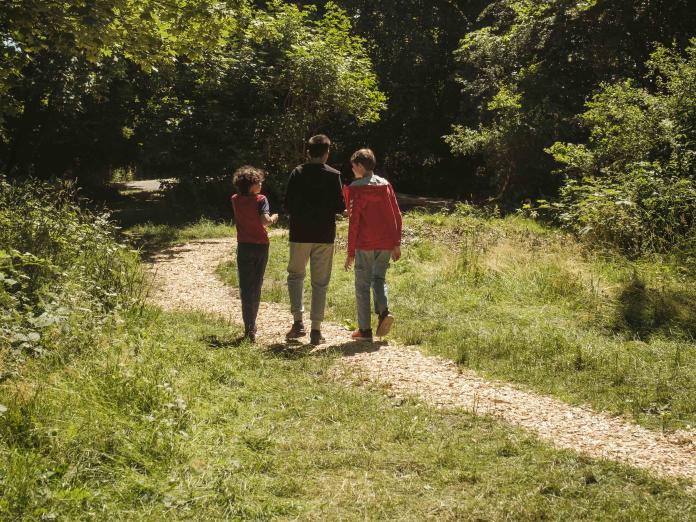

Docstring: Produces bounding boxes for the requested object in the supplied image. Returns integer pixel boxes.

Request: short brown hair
[307,134,331,158]
[233,165,265,194]
[350,148,376,171]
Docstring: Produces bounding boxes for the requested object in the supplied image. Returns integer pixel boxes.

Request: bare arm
[261,213,278,225]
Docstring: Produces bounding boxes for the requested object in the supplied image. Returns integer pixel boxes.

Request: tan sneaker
[375,312,394,337]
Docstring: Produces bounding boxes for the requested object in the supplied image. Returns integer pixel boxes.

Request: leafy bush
[446,0,695,201]
[0,176,141,357]
[548,40,696,257]
[553,165,696,257]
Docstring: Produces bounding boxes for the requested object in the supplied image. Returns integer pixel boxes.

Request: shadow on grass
[110,180,232,226]
[202,334,388,356]
[102,180,237,256]
[396,193,456,213]
[617,277,696,339]
[203,334,247,349]
[266,339,387,359]
[135,230,181,260]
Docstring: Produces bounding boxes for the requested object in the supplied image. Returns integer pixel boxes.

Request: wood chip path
[146,237,696,488]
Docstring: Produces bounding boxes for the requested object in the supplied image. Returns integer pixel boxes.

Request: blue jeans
[354,249,391,330]
[237,243,269,333]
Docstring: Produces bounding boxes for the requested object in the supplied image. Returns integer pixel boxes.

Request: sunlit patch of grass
[125,218,236,251]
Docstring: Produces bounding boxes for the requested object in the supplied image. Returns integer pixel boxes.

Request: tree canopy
[445,0,695,200]
[0,0,384,186]
[1,1,695,252]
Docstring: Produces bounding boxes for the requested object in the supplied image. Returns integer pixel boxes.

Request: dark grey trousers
[237,242,269,334]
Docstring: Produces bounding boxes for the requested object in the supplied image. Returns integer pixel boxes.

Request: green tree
[0,0,241,183]
[547,40,696,255]
[446,0,696,202]
[0,1,384,193]
[0,0,238,139]
[134,1,385,194]
[227,1,385,170]
[309,0,487,195]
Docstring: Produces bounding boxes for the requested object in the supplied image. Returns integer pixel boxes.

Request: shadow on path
[266,339,387,359]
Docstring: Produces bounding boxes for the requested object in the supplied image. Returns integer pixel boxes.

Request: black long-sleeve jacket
[284,162,345,243]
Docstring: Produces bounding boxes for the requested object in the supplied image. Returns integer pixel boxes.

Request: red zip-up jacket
[344,182,402,257]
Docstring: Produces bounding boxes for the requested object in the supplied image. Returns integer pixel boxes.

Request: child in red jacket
[344,149,402,341]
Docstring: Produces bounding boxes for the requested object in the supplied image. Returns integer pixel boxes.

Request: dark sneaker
[243,327,256,343]
[376,311,394,337]
[286,321,306,340]
[351,328,373,342]
[309,329,325,345]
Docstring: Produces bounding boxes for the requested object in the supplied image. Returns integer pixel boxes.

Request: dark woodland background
[2,1,695,253]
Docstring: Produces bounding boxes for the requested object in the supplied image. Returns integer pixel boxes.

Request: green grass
[220,211,696,432]
[125,218,236,251]
[1,309,695,520]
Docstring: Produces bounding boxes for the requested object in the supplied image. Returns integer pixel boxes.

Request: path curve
[146,237,696,488]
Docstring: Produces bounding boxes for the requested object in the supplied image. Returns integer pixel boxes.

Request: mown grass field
[218,209,696,433]
[2,309,695,520]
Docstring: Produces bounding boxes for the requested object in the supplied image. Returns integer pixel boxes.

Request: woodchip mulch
[146,237,696,489]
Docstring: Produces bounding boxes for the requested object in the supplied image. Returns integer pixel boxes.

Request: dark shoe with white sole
[309,329,325,345]
[286,321,306,340]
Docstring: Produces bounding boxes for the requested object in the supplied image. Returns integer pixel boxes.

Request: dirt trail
[147,237,696,489]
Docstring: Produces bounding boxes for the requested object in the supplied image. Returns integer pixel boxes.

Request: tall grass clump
[0,176,145,517]
[0,175,142,361]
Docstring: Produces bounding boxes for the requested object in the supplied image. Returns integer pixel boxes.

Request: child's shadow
[203,334,247,349]
[267,339,386,359]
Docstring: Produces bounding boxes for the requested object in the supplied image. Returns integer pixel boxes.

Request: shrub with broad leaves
[546,39,696,258]
[0,176,141,356]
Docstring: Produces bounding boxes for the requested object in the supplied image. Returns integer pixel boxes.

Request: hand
[344,255,354,271]
[261,213,278,226]
[391,246,401,262]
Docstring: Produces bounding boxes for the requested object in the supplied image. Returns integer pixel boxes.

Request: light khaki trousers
[287,242,334,330]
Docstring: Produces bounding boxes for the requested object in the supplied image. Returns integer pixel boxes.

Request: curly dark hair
[233,165,266,194]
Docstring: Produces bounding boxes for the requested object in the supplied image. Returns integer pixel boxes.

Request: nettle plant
[547,39,696,256]
[0,177,140,356]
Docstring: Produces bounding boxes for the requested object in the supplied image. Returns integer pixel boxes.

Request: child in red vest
[344,149,402,341]
[231,166,278,342]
